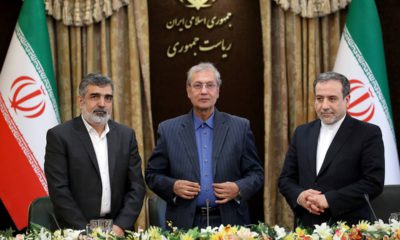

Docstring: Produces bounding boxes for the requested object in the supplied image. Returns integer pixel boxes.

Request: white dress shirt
[82,116,111,216]
[316,115,346,174]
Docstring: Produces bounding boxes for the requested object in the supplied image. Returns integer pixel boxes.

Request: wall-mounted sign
[162,0,233,59]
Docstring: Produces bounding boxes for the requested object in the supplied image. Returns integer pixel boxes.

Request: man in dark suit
[45,73,145,236]
[279,71,384,228]
[145,62,264,229]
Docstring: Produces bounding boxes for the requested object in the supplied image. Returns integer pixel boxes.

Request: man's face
[315,80,349,125]
[78,84,113,126]
[186,69,220,112]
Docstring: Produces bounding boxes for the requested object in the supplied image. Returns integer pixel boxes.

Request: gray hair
[313,71,350,97]
[186,62,222,86]
[79,73,114,97]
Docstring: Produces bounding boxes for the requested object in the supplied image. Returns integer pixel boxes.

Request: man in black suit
[145,62,264,229]
[279,71,385,228]
[45,73,145,236]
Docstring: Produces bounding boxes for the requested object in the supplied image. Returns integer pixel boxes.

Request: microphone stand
[364,193,378,222]
[206,199,210,227]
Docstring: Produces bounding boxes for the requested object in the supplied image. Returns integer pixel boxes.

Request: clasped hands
[173,180,239,204]
[298,189,329,215]
[112,225,124,237]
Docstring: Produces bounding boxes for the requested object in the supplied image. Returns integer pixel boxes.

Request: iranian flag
[0,0,60,229]
[334,0,400,184]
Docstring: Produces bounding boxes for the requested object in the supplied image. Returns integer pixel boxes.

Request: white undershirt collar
[316,114,346,174]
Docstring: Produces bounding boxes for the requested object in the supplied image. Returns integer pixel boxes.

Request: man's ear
[186,85,191,99]
[345,94,350,104]
[77,95,83,108]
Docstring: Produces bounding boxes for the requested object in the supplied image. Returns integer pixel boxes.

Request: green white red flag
[0,0,60,229]
[334,0,400,184]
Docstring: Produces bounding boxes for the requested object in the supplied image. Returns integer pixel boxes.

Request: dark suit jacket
[44,116,145,230]
[279,115,384,228]
[145,110,264,229]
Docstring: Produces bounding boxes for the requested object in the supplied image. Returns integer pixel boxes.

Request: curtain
[260,0,346,228]
[272,0,350,18]
[46,0,154,229]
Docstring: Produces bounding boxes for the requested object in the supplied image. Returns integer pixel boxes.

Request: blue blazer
[145,110,264,229]
[279,115,384,228]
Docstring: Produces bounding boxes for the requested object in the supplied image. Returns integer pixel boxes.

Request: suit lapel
[107,121,117,180]
[318,115,353,177]
[179,112,200,180]
[307,120,320,177]
[73,117,100,176]
[212,110,228,177]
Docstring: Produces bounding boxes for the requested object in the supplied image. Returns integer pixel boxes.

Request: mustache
[93,108,108,115]
[320,109,333,114]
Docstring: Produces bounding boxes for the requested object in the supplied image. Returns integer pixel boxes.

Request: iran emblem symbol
[9,76,46,118]
[347,79,375,122]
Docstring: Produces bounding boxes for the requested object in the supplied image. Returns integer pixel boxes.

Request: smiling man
[145,62,264,229]
[278,71,385,228]
[44,73,145,236]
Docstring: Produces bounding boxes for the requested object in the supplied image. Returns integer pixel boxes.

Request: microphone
[364,193,378,222]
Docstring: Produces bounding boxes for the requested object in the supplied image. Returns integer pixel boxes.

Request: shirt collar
[193,111,215,129]
[81,115,110,138]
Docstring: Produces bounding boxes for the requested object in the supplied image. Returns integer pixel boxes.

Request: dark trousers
[193,207,222,228]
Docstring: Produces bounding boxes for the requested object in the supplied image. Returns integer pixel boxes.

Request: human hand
[307,193,329,211]
[213,182,240,204]
[297,189,324,215]
[173,180,201,199]
[112,225,124,237]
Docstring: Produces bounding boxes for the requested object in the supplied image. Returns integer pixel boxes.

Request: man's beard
[82,108,111,126]
[317,110,338,125]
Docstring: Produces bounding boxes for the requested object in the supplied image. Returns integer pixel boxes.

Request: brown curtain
[46,1,154,229]
[260,0,346,228]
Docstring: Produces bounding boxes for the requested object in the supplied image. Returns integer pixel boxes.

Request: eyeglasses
[190,82,218,90]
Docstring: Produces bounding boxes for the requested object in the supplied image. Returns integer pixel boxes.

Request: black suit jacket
[279,115,384,228]
[145,110,264,229]
[44,116,145,230]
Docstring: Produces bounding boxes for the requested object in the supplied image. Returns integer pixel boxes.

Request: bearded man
[278,71,384,228]
[45,73,145,236]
